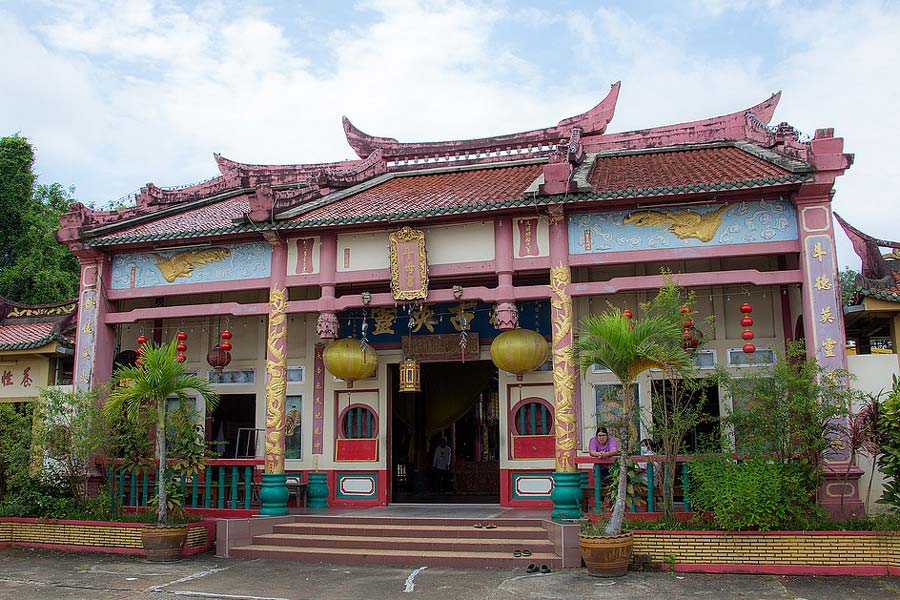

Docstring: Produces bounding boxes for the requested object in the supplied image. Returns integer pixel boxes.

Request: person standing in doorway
[432,438,452,494]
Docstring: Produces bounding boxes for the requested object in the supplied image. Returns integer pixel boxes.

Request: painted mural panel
[568,200,798,255]
[110,242,272,289]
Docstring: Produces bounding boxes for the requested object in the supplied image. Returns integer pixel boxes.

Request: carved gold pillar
[260,235,289,515]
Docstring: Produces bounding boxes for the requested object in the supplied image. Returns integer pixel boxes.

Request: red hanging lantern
[136,335,148,345]
[220,341,232,352]
[681,305,691,315]
[176,343,188,353]
[220,330,232,340]
[206,345,231,373]
[740,303,755,354]
[683,318,694,329]
[622,309,633,319]
[175,353,187,363]
[176,331,188,341]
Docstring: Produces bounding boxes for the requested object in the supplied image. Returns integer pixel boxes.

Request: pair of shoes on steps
[526,564,552,574]
[473,522,498,529]
[513,549,532,558]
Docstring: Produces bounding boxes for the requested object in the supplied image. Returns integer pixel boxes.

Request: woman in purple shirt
[588,426,619,505]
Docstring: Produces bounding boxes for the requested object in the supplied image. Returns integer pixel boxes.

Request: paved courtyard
[1,547,900,599]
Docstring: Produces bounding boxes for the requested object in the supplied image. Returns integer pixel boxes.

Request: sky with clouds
[2,0,898,269]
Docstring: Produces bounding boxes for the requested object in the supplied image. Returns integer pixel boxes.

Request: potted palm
[575,308,690,576]
[106,340,218,561]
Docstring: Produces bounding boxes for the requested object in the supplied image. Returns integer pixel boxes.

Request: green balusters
[118,467,125,506]
[244,466,253,510]
[204,466,212,508]
[217,465,226,508]
[129,471,136,506]
[141,471,149,506]
[647,462,655,512]
[681,462,691,512]
[230,466,239,508]
[593,463,602,513]
[191,474,199,508]
[107,464,115,513]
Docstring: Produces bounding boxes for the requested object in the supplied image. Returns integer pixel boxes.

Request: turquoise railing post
[141,471,149,506]
[129,471,137,506]
[681,462,691,512]
[529,405,536,435]
[593,462,602,513]
[647,462,655,512]
[244,466,252,510]
[230,466,239,508]
[204,466,212,508]
[191,474,199,508]
[217,465,226,508]
[107,464,115,514]
[118,467,126,506]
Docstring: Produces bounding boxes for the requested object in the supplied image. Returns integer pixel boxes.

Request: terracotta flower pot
[579,532,633,577]
[141,525,187,562]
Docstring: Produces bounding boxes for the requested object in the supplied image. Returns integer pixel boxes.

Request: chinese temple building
[0,295,76,404]
[58,82,856,516]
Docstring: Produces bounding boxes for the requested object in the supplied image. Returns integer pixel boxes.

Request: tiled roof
[90,196,251,245]
[854,270,900,304]
[589,146,791,191]
[83,144,809,245]
[0,322,64,351]
[291,163,544,224]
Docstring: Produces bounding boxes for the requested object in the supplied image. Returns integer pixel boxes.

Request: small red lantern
[622,309,633,319]
[740,302,753,314]
[136,335,148,345]
[739,302,755,353]
[683,318,694,329]
[136,345,145,355]
[176,343,188,352]
[742,330,755,341]
[743,343,756,354]
[220,341,232,352]
[176,331,188,341]
[175,353,187,363]
[741,316,754,328]
[220,330,232,340]
[206,345,231,373]
[681,305,691,315]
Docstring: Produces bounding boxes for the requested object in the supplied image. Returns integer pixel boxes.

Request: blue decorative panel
[511,473,554,499]
[568,200,797,255]
[336,472,378,499]
[340,300,551,342]
[111,242,272,289]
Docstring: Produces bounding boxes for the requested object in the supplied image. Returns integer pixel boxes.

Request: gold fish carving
[623,204,729,243]
[151,248,232,283]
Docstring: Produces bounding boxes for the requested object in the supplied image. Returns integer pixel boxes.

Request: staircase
[230,515,563,568]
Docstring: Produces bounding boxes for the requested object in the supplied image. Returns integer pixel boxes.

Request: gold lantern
[490,328,550,381]
[323,338,378,388]
[398,357,421,393]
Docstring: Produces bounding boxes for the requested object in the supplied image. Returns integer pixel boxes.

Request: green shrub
[689,455,810,531]
[878,376,900,509]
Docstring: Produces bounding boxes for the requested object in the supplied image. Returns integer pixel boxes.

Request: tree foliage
[576,297,693,536]
[877,375,900,510]
[106,340,218,524]
[0,135,80,304]
[839,267,859,307]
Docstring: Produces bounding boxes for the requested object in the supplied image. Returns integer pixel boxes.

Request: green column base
[258,473,289,516]
[550,471,584,520]
[307,472,329,509]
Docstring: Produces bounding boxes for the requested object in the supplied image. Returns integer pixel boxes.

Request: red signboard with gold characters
[389,226,428,301]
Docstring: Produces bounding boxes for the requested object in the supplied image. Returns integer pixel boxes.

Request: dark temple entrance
[390,361,500,503]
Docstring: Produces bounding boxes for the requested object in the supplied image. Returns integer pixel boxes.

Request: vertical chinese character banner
[804,234,845,372]
[75,264,100,391]
[389,227,428,301]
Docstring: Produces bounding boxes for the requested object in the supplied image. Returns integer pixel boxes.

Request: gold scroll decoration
[389,226,428,301]
[151,248,232,283]
[549,264,577,472]
[622,204,729,243]
[264,287,288,474]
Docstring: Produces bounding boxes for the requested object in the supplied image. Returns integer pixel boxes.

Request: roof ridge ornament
[342,82,621,160]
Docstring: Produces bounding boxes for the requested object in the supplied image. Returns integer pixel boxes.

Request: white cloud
[1,0,898,273]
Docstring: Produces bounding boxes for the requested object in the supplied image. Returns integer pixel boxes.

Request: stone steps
[230,515,563,568]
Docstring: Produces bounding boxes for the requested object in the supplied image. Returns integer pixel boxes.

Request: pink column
[316,233,339,339]
[494,217,518,329]
[73,252,115,392]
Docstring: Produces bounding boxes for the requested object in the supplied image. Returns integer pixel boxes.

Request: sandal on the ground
[521,550,532,557]
[526,563,538,573]
[485,523,498,529]
[539,565,552,574]
[473,522,483,528]
[513,550,523,557]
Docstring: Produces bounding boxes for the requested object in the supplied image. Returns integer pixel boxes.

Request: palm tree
[576,310,691,536]
[106,340,219,525]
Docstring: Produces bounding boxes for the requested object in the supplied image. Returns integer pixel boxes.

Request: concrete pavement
[2,547,900,599]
